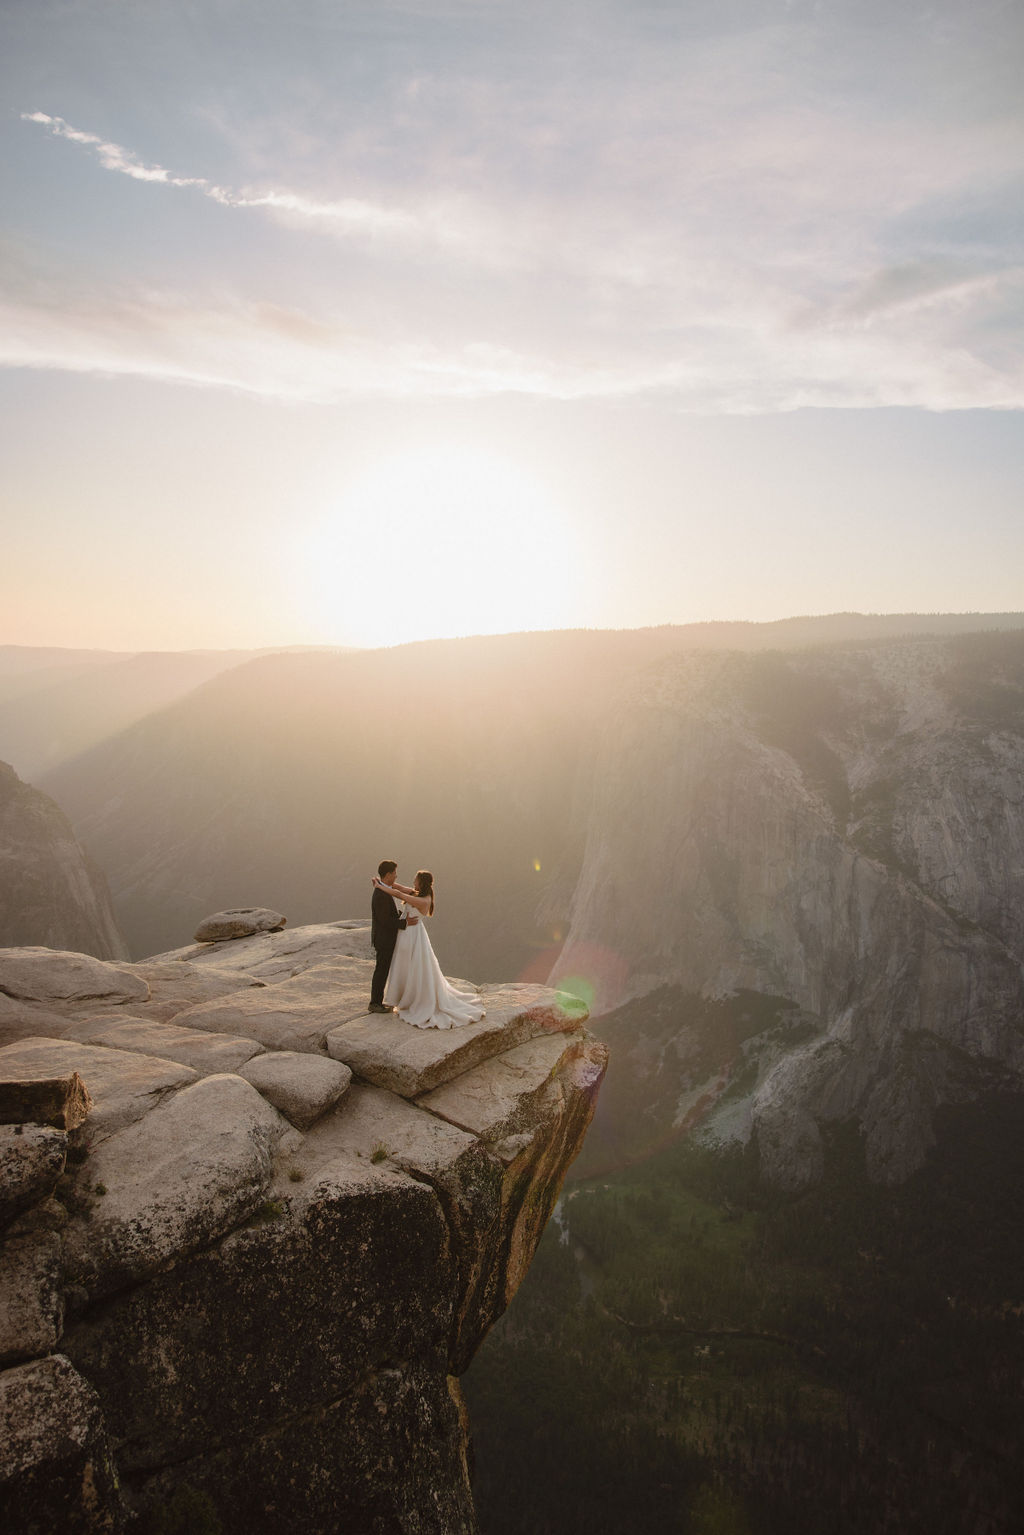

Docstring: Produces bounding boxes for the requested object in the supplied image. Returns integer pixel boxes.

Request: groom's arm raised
[371,878,415,896]
[371,879,419,924]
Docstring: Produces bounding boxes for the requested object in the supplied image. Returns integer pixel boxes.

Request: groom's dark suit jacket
[371,884,404,950]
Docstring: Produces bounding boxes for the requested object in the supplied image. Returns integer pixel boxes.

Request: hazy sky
[3,0,1023,648]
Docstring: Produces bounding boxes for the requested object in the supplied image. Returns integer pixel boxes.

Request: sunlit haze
[2,1,1023,649]
[304,447,582,646]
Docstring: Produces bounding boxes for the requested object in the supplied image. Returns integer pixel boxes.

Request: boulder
[0,1070,92,1130]
[326,983,583,1097]
[61,1017,265,1078]
[193,908,286,943]
[0,1123,68,1225]
[238,1051,351,1130]
[0,1039,196,1145]
[62,1073,288,1303]
[0,1231,63,1366]
[0,948,148,1006]
[0,1353,126,1531]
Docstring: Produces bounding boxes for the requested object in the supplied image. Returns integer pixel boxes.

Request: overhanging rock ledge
[0,920,606,1534]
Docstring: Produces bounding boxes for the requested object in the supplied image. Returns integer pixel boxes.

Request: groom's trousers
[370,935,396,1006]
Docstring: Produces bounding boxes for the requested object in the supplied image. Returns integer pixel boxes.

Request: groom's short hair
[378,859,397,878]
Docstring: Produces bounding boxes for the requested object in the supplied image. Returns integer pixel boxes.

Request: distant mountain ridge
[0,643,353,779]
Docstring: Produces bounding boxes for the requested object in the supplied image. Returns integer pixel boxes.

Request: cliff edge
[0,921,607,1533]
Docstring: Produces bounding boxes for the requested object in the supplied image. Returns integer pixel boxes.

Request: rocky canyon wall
[0,923,606,1533]
[555,638,1024,1187]
[0,762,127,961]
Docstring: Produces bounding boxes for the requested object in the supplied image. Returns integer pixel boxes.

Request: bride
[372,869,485,1030]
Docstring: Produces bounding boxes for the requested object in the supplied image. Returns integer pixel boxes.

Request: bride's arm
[398,890,432,914]
[372,878,415,896]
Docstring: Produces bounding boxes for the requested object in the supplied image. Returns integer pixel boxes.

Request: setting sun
[304,448,581,647]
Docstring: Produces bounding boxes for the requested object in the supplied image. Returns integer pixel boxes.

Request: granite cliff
[0,762,127,962]
[555,634,1024,1187]
[0,921,606,1532]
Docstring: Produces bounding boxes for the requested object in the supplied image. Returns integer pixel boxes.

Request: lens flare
[547,941,629,1018]
[554,974,595,1020]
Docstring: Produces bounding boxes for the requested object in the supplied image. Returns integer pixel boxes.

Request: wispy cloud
[22,112,418,239]
[23,112,207,187]
[3,248,1022,413]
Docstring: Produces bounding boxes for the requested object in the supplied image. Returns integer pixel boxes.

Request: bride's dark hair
[415,870,434,915]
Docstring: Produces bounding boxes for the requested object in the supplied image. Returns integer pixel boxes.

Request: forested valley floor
[464,1100,1024,1535]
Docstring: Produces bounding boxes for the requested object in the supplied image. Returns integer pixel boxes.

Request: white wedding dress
[385,903,486,1030]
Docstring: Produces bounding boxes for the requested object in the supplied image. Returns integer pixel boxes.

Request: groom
[369,859,417,1013]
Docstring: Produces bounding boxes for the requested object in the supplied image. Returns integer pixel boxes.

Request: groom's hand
[407,916,419,926]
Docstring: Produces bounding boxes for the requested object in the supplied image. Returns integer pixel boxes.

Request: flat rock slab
[0,1070,92,1130]
[194,907,287,943]
[108,960,267,1024]
[239,1051,351,1130]
[0,947,150,1005]
[174,960,375,1053]
[0,1354,124,1527]
[326,984,584,1099]
[63,1074,285,1301]
[417,1032,583,1141]
[312,1081,482,1181]
[61,1017,265,1077]
[149,921,374,982]
[0,1124,68,1225]
[0,1038,196,1144]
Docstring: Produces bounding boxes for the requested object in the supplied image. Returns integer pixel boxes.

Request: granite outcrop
[0,922,606,1533]
[0,762,127,961]
[555,637,1024,1188]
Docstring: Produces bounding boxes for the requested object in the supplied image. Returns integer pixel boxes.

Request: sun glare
[305,448,581,647]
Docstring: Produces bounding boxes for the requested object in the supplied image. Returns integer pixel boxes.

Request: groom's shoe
[368,1002,393,1013]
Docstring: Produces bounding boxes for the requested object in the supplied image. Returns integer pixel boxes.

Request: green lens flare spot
[555,975,595,1019]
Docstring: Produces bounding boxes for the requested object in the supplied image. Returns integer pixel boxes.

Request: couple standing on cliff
[368,860,485,1031]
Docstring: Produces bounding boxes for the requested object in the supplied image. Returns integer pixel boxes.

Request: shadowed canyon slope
[0,762,127,960]
[34,618,1024,1187]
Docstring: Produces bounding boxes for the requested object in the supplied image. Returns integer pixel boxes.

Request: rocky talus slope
[555,636,1024,1187]
[0,921,606,1533]
[0,762,127,961]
